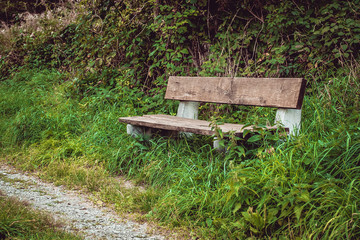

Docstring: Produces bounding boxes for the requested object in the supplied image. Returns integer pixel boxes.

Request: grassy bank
[1,68,359,239]
[0,189,81,239]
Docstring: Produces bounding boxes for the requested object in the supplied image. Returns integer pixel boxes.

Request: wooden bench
[119,77,306,148]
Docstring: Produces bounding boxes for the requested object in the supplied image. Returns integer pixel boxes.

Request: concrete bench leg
[275,109,302,136]
[213,137,221,150]
[177,101,200,138]
[126,124,151,138]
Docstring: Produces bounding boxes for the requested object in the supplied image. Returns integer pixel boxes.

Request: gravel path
[0,165,165,240]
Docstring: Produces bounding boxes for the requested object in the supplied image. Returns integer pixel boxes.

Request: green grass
[0,190,81,239]
[0,68,359,239]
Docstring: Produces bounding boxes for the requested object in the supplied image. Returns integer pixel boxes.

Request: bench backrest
[165,77,306,109]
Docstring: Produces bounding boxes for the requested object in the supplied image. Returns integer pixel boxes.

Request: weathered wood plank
[165,77,305,109]
[119,115,281,136]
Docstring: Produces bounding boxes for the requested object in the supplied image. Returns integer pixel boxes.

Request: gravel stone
[0,166,165,240]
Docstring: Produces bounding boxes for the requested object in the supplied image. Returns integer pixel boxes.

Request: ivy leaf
[180,48,189,54]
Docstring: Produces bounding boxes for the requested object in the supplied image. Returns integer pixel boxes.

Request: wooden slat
[165,77,306,109]
[119,115,281,136]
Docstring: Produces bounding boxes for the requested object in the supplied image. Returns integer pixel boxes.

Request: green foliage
[2,0,360,90]
[2,68,359,238]
[200,0,360,79]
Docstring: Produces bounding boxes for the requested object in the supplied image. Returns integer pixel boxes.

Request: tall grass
[0,69,359,238]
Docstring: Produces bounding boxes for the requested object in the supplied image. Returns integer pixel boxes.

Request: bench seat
[119,114,281,137]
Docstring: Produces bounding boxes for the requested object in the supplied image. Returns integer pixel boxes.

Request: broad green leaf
[233,203,242,215]
[180,48,189,54]
[247,135,262,143]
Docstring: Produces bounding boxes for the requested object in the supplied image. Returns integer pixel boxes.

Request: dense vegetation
[0,0,359,239]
